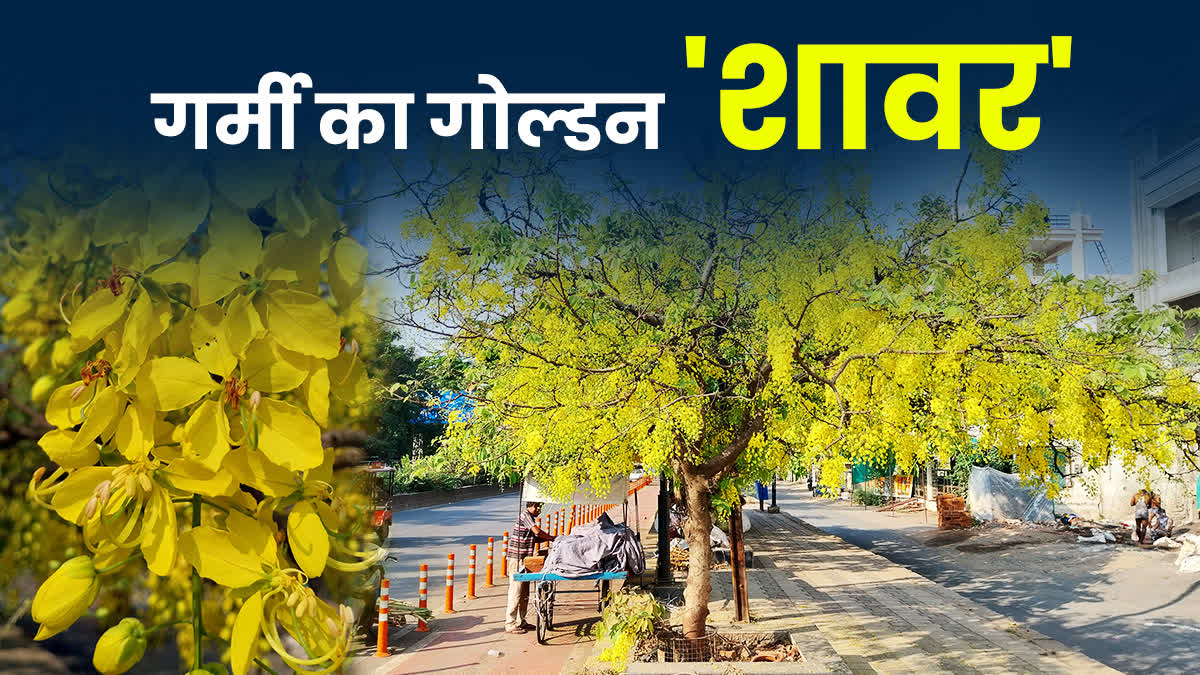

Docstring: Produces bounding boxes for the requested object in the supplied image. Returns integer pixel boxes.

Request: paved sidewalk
[351,484,660,674]
[706,510,1120,674]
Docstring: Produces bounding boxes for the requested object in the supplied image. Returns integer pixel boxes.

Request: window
[1165,192,1200,272]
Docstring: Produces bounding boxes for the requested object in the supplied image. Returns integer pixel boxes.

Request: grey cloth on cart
[541,513,645,577]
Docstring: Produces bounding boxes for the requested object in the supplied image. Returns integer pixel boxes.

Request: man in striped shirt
[505,501,555,634]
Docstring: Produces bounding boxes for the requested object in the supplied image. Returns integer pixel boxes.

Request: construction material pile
[937,494,973,530]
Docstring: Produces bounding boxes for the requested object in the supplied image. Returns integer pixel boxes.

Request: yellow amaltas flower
[283,480,386,579]
[29,454,178,577]
[30,555,100,639]
[179,512,353,675]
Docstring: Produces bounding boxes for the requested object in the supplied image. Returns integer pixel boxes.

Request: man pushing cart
[504,474,645,644]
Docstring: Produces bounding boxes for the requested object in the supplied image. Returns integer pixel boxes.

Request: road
[383,492,529,604]
[771,481,1200,675]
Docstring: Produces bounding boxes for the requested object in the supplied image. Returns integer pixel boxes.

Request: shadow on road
[773,483,1200,675]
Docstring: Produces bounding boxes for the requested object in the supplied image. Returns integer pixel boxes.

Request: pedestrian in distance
[1131,488,1155,545]
[504,501,555,634]
[1148,496,1173,542]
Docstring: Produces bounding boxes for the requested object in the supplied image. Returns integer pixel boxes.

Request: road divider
[417,565,429,632]
[445,553,456,613]
[467,545,478,599]
[486,537,495,587]
[376,578,389,657]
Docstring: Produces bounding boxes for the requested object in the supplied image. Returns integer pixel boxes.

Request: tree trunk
[680,468,713,639]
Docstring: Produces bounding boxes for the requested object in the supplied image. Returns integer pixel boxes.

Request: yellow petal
[227,510,278,568]
[221,293,266,359]
[140,488,177,575]
[73,386,125,455]
[69,285,131,351]
[178,526,267,587]
[221,448,298,497]
[162,458,238,497]
[287,501,329,577]
[301,364,330,428]
[256,398,324,471]
[38,429,99,470]
[181,400,232,471]
[112,291,172,389]
[45,380,97,429]
[207,196,263,278]
[230,591,264,675]
[329,352,368,404]
[262,289,340,359]
[143,168,209,267]
[191,304,237,376]
[134,357,220,411]
[149,260,197,289]
[196,248,248,306]
[328,237,367,308]
[114,399,156,461]
[50,466,114,523]
[241,337,312,393]
[91,187,149,247]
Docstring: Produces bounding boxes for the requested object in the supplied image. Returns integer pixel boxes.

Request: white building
[1028,210,1106,279]
[1055,111,1200,524]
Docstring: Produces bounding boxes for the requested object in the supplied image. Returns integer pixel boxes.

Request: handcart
[356,463,396,542]
[511,570,627,644]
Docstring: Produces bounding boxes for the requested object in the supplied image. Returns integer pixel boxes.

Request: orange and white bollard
[445,553,456,613]
[375,578,389,657]
[568,505,575,534]
[467,545,478,599]
[417,565,429,632]
[486,537,495,587]
[502,532,509,577]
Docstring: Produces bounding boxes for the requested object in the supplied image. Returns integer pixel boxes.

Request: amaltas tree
[386,151,1200,639]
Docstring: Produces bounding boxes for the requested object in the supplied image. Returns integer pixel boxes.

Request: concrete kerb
[346,625,437,675]
[391,484,519,512]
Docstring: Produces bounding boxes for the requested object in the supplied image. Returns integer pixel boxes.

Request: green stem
[191,493,203,671]
[143,620,192,635]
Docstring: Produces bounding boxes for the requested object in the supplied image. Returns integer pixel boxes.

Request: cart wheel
[536,585,550,644]
[534,582,554,644]
[542,582,555,631]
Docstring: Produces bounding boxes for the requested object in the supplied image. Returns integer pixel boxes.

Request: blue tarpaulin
[414,390,474,424]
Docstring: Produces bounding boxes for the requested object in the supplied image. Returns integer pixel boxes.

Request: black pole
[656,477,671,584]
[758,481,764,511]
[633,488,640,542]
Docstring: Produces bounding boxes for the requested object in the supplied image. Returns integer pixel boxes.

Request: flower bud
[92,617,147,674]
[22,337,48,371]
[30,375,56,404]
[32,556,100,640]
[50,337,75,370]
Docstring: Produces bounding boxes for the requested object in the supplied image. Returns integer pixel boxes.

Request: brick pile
[936,494,973,530]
